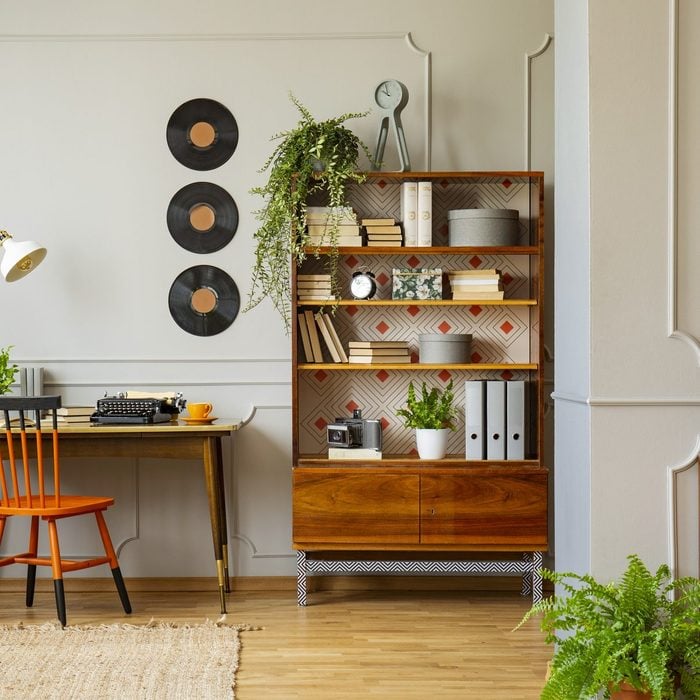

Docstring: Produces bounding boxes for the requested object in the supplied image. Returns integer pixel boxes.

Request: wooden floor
[0,585,551,699]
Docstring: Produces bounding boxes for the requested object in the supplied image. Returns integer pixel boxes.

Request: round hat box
[419,333,472,364]
[447,208,519,246]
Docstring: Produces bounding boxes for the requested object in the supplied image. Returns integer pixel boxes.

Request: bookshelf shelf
[291,171,547,605]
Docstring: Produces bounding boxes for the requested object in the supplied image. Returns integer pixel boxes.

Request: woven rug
[0,619,253,699]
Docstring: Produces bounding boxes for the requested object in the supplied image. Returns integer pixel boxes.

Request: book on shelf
[297,313,314,362]
[307,223,361,236]
[298,274,331,282]
[449,278,502,287]
[348,347,409,356]
[320,313,348,363]
[297,295,338,303]
[297,280,332,289]
[327,447,382,460]
[364,225,402,234]
[348,340,410,349]
[315,312,342,363]
[417,181,432,246]
[55,415,94,424]
[348,354,412,364]
[451,290,505,300]
[448,268,500,278]
[450,282,503,292]
[56,406,94,416]
[400,181,418,246]
[303,310,324,362]
[305,206,357,224]
[307,235,363,247]
[361,218,395,226]
[366,240,402,247]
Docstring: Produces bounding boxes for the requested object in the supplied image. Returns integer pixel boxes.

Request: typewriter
[91,392,185,425]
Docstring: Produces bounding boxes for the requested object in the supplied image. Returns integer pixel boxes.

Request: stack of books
[297,310,348,363]
[400,181,432,246]
[297,274,337,303]
[305,206,362,247]
[362,218,403,247]
[55,405,95,424]
[348,340,411,364]
[448,269,504,300]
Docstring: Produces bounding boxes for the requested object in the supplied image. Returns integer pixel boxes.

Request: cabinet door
[420,471,548,547]
[293,470,420,545]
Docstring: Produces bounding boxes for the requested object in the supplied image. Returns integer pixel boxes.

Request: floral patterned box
[391,268,443,300]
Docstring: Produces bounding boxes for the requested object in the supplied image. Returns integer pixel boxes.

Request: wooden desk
[6,419,239,614]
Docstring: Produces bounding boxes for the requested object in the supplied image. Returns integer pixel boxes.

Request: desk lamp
[0,230,46,282]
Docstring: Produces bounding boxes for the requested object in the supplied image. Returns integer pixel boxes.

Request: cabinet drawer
[293,471,420,545]
[421,472,548,547]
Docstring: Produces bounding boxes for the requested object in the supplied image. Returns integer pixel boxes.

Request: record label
[169,265,240,336]
[166,98,238,171]
[167,182,238,253]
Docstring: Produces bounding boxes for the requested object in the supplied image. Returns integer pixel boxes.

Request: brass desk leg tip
[219,586,227,614]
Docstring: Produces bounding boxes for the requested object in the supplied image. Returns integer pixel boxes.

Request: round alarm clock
[350,270,377,300]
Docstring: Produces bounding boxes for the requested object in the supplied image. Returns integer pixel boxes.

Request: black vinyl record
[166,98,238,171]
[168,265,240,336]
[167,182,238,253]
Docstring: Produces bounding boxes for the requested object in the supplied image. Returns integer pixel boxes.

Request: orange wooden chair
[0,395,131,626]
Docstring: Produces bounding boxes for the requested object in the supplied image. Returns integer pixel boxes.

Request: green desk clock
[372,79,411,172]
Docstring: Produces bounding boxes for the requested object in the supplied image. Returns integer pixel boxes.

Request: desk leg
[203,436,227,614]
[214,437,231,593]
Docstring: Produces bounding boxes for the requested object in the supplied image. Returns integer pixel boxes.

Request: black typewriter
[91,397,174,425]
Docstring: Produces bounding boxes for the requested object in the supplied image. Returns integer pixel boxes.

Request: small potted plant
[395,379,456,459]
[517,553,700,699]
[0,345,18,396]
[245,93,372,331]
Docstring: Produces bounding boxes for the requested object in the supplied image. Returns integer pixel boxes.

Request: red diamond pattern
[502,272,513,286]
[471,351,482,363]
[407,256,421,268]
[438,370,452,382]
[380,417,390,430]
[500,321,514,334]
[501,370,513,381]
[346,400,359,413]
[469,256,482,268]
[469,305,482,316]
[378,180,387,189]
[502,178,512,188]
[407,305,420,317]
[314,370,328,381]
[346,305,358,316]
[438,321,452,334]
[314,417,327,430]
[410,351,419,363]
[345,255,359,268]
[439,179,449,188]
[376,370,389,382]
[376,272,389,285]
[376,321,389,334]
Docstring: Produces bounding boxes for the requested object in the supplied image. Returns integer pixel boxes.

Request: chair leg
[47,519,66,627]
[26,516,39,607]
[95,510,132,615]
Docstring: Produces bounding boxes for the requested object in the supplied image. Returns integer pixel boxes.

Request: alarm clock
[350,270,377,300]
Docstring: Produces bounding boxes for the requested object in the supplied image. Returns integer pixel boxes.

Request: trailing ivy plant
[0,345,18,395]
[395,380,456,430]
[245,93,372,331]
[516,554,700,699]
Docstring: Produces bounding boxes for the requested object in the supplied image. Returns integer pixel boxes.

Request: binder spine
[506,380,525,460]
[486,381,506,460]
[465,380,485,460]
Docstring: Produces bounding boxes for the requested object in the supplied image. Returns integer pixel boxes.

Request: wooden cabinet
[291,171,548,604]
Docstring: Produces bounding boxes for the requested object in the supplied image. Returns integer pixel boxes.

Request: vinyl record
[166,98,238,171]
[167,182,238,253]
[168,265,240,336]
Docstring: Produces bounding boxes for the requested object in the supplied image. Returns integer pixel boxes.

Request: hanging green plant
[245,93,372,331]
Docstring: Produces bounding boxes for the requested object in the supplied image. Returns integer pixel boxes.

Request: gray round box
[447,208,519,246]
[419,333,472,364]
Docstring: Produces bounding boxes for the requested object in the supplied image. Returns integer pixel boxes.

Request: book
[366,240,402,247]
[400,181,418,246]
[307,224,361,236]
[450,282,502,292]
[297,313,314,362]
[307,236,362,247]
[348,340,410,349]
[321,314,349,363]
[449,278,502,287]
[55,415,94,423]
[297,282,332,290]
[348,347,409,356]
[298,274,331,282]
[315,312,342,363]
[361,218,395,226]
[417,181,433,246]
[364,225,402,234]
[57,406,95,416]
[451,290,505,300]
[328,447,382,460]
[348,354,412,364]
[303,310,324,362]
[306,205,356,223]
[448,269,499,277]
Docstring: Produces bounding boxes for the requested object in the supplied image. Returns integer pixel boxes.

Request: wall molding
[524,33,553,170]
[667,0,700,364]
[552,391,700,407]
[667,434,700,578]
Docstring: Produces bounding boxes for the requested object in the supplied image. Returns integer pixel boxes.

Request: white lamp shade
[0,238,47,282]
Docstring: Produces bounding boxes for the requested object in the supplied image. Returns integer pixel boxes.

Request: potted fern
[245,93,372,331]
[517,554,700,699]
[396,380,456,459]
[0,345,18,395]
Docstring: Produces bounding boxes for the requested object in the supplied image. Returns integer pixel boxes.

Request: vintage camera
[326,409,382,451]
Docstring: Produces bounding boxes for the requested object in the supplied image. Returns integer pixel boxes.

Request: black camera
[326,409,382,451]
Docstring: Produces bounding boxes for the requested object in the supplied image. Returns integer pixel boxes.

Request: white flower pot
[415,428,449,460]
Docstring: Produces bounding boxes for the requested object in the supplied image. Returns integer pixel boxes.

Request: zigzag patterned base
[296,550,544,606]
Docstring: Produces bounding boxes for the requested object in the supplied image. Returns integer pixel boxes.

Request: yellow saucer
[182,416,218,425]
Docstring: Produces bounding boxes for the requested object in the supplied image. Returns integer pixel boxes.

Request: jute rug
[0,619,254,699]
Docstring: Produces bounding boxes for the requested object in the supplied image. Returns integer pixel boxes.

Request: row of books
[297,273,337,303]
[297,310,348,363]
[306,206,362,247]
[401,181,432,247]
[448,268,504,301]
[348,340,411,364]
[363,218,403,247]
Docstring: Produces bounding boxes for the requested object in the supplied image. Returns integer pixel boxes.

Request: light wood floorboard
[0,586,550,699]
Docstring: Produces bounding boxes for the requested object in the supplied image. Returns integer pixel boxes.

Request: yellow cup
[187,402,213,420]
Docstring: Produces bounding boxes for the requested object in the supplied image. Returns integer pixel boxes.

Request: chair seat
[0,495,114,517]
